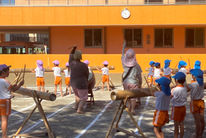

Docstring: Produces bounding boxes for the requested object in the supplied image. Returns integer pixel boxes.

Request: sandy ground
[0,73,206,138]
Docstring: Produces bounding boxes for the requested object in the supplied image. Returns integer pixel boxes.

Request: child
[163,59,172,79]
[153,62,162,84]
[35,60,45,92]
[0,64,24,138]
[153,77,171,138]
[52,60,63,97]
[188,69,205,138]
[194,60,201,69]
[147,61,155,87]
[63,62,71,96]
[171,72,187,138]
[101,61,110,91]
[178,60,189,75]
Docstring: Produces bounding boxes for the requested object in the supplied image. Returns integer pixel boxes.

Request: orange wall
[1,5,206,26]
[0,54,206,73]
[50,26,206,54]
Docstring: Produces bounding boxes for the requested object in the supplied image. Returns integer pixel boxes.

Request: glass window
[155,28,173,48]
[0,31,49,54]
[186,28,205,48]
[84,29,103,48]
[0,0,15,5]
[145,0,163,4]
[124,29,142,48]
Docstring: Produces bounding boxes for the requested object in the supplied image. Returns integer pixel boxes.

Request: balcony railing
[0,0,206,6]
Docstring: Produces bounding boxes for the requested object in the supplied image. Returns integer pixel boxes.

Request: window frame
[84,28,103,48]
[185,28,205,48]
[154,28,174,48]
[123,28,143,48]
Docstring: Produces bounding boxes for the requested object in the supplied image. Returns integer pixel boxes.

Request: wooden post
[32,91,55,138]
[106,97,146,138]
[13,90,55,138]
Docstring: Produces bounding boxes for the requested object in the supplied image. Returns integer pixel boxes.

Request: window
[84,29,103,48]
[145,0,163,4]
[186,28,205,48]
[0,0,15,5]
[124,29,142,48]
[155,28,173,48]
[0,31,49,54]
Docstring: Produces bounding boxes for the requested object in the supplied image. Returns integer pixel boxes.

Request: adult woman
[69,47,89,114]
[121,42,142,114]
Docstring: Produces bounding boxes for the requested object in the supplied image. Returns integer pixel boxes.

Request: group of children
[35,59,111,96]
[150,60,205,138]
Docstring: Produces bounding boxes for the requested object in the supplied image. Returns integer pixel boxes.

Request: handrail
[0,0,206,7]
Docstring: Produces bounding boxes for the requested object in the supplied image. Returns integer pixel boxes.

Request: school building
[0,0,206,72]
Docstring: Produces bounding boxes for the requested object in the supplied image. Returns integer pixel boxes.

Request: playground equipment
[11,65,56,138]
[106,87,157,138]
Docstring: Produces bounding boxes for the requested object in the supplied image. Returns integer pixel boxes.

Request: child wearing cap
[188,69,205,138]
[153,62,163,85]
[163,59,173,79]
[171,72,187,138]
[194,60,201,70]
[35,60,45,92]
[63,62,71,96]
[152,77,171,138]
[0,64,24,138]
[147,61,155,87]
[52,60,63,97]
[178,60,189,75]
[101,61,110,91]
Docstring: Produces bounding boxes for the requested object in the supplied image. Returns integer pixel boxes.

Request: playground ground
[1,73,206,138]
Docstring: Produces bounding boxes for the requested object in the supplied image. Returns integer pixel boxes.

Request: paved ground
[1,73,206,138]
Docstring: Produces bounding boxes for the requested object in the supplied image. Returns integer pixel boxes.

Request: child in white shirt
[148,61,155,87]
[35,60,45,92]
[101,61,110,91]
[64,62,71,96]
[52,60,63,97]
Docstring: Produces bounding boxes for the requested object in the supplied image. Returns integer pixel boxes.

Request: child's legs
[69,86,72,95]
[37,86,41,91]
[41,85,45,92]
[154,126,164,138]
[174,121,179,138]
[54,85,58,95]
[106,81,110,91]
[193,113,201,137]
[199,112,205,137]
[1,115,8,138]
[179,122,184,138]
[102,82,105,90]
[59,84,63,96]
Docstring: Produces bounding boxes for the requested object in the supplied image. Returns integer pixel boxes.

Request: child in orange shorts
[64,62,71,96]
[0,64,24,138]
[171,72,187,138]
[35,60,45,92]
[152,77,171,138]
[101,61,110,91]
[188,68,205,138]
[163,59,173,79]
[147,61,155,87]
[52,60,63,97]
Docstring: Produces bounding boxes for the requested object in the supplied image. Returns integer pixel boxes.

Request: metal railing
[0,0,206,6]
